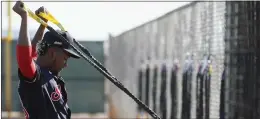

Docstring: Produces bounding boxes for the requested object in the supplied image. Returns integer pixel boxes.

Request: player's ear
[47,47,57,61]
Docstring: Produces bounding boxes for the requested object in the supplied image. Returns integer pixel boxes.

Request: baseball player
[13,1,80,119]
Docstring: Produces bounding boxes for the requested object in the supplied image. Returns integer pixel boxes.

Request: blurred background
[1,1,260,119]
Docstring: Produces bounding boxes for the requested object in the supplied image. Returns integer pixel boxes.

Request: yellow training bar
[38,12,66,31]
[21,1,66,31]
[21,3,48,27]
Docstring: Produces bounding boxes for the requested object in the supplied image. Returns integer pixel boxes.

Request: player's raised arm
[31,7,49,58]
[13,1,36,80]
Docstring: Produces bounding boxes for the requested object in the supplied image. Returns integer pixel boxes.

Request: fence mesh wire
[104,1,259,119]
[224,1,260,119]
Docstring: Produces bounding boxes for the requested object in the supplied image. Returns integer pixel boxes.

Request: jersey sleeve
[18,65,41,83]
[16,45,39,83]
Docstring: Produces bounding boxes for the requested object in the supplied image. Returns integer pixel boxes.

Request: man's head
[36,30,80,74]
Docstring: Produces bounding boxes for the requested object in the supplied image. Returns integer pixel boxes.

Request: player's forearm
[31,24,46,46]
[18,16,31,46]
[31,24,46,58]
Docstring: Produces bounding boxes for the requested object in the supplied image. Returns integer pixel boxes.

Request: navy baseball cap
[42,30,80,59]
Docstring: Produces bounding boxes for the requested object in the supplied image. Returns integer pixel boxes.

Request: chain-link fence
[224,1,260,119]
[105,1,259,119]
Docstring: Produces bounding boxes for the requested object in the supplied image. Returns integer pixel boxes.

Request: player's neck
[36,56,58,76]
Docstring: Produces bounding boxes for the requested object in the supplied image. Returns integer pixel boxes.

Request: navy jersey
[18,63,71,119]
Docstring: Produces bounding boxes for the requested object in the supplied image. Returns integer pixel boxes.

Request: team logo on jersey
[51,86,62,101]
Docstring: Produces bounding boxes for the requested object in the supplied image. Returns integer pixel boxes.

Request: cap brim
[64,49,81,59]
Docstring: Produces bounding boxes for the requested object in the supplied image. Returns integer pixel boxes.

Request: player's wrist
[39,17,48,23]
[39,18,48,27]
[20,13,28,19]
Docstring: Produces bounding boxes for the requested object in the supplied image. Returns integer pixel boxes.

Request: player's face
[50,47,70,73]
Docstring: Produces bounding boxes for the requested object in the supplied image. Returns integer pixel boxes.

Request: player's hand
[12,1,27,18]
[35,6,49,22]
